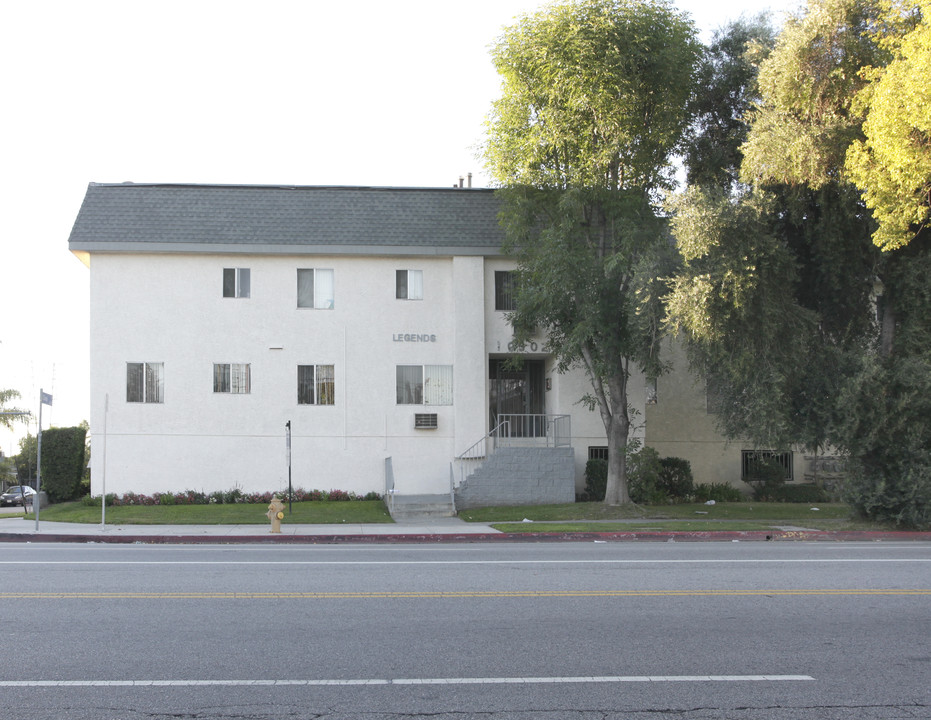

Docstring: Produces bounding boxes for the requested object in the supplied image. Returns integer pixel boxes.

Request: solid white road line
[0,558,929,565]
[0,675,815,687]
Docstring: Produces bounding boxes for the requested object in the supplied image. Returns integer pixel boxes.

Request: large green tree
[682,16,775,192]
[846,1,931,251]
[484,0,699,504]
[669,0,931,526]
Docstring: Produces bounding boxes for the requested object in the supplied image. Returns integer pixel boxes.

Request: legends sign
[393,333,437,343]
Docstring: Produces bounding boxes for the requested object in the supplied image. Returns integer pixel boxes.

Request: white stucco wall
[89,251,646,498]
[90,253,468,496]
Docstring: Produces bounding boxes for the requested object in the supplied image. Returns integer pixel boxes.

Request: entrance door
[489,358,545,437]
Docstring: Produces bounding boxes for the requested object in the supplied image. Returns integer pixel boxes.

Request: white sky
[0,0,787,455]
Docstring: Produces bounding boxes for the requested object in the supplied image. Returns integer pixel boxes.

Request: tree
[682,16,775,192]
[668,0,931,526]
[846,1,931,251]
[739,0,894,189]
[484,0,699,504]
[14,433,37,485]
[0,389,30,430]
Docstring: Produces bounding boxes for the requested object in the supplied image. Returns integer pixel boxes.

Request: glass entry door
[489,358,545,437]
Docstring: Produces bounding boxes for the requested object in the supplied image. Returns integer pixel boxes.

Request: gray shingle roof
[68,183,505,256]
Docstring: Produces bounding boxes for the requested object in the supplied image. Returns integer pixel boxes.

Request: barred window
[127,362,164,403]
[213,363,251,394]
[298,365,335,405]
[494,271,517,311]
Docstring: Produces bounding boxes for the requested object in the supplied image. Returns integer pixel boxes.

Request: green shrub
[583,459,608,501]
[845,458,931,528]
[658,457,694,500]
[755,483,830,503]
[693,482,744,503]
[39,426,87,503]
[839,355,931,529]
[628,446,666,504]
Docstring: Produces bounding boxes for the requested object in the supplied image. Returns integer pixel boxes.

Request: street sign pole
[35,391,43,531]
[102,394,108,527]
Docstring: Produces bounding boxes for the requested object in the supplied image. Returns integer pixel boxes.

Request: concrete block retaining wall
[455,446,575,510]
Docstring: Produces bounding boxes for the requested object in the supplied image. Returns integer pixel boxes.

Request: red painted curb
[1,530,930,544]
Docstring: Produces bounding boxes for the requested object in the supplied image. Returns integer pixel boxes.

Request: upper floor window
[214,363,251,394]
[396,365,453,405]
[495,271,517,311]
[223,268,250,298]
[297,268,335,309]
[396,270,423,300]
[298,365,335,405]
[127,362,164,403]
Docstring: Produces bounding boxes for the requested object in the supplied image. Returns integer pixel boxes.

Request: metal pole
[35,391,42,531]
[286,421,292,514]
[101,394,108,527]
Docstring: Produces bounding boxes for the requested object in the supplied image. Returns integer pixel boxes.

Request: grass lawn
[27,500,393,525]
[461,502,889,532]
[15,499,896,532]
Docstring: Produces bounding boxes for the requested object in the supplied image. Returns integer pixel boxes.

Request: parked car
[0,486,36,507]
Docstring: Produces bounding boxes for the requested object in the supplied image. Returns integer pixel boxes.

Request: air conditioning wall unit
[414,413,438,430]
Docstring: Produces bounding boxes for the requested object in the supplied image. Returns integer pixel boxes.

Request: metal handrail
[494,414,571,447]
[456,421,510,461]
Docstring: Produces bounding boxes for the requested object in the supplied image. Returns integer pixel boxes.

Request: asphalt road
[1,541,929,719]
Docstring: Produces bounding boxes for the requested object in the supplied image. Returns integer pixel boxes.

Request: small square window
[127,362,164,403]
[298,365,335,405]
[298,268,335,308]
[223,268,250,298]
[396,270,423,300]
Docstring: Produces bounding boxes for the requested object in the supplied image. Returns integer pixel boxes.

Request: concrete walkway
[0,514,500,543]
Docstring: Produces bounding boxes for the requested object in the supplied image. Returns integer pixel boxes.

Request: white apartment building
[68,183,647,502]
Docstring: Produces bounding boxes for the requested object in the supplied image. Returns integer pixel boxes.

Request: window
[396,365,453,405]
[223,268,250,298]
[127,362,164,403]
[213,363,251,394]
[646,378,657,405]
[297,268,335,308]
[495,271,516,311]
[741,450,793,482]
[588,446,609,461]
[298,365,335,405]
[396,270,423,300]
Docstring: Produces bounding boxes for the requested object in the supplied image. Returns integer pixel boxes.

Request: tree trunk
[880,299,895,357]
[603,413,631,505]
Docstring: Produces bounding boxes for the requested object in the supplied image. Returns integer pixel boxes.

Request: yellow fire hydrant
[266,496,286,533]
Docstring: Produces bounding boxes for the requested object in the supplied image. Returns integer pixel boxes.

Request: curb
[2,530,930,544]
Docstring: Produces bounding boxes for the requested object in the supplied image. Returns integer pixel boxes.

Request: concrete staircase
[388,493,456,521]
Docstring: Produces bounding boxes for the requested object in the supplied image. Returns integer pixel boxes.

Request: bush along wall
[40,426,87,503]
[82,487,383,507]
[583,451,697,504]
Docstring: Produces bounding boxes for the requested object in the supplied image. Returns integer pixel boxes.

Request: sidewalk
[0,514,500,543]
[1,514,930,544]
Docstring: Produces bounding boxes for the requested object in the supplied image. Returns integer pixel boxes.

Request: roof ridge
[87,182,495,193]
